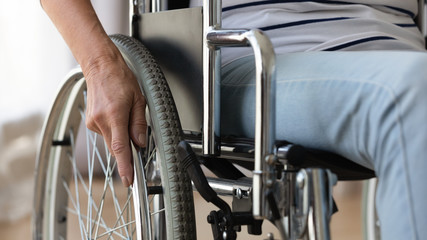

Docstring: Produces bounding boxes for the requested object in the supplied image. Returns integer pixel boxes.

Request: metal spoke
[106,186,134,239]
[87,131,108,176]
[62,178,88,238]
[126,187,134,239]
[84,136,129,239]
[144,149,156,171]
[63,163,125,239]
[103,154,131,238]
[96,221,136,239]
[77,106,132,239]
[131,225,137,239]
[69,129,88,239]
[66,207,127,239]
[93,160,117,239]
[106,170,131,238]
[151,208,166,216]
[44,83,154,240]
[85,128,129,237]
[80,107,96,238]
[66,156,110,234]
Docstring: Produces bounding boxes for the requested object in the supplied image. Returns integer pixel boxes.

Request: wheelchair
[32,0,425,239]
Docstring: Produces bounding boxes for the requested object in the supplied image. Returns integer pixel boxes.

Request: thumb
[130,95,147,147]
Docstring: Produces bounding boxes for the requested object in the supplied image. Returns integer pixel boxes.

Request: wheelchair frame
[32,0,426,239]
[132,0,426,239]
[131,0,375,239]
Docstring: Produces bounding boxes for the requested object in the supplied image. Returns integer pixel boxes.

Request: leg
[221,51,427,239]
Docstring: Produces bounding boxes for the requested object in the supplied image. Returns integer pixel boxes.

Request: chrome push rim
[133,125,166,240]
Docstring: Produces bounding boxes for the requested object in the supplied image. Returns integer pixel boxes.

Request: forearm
[40,0,123,78]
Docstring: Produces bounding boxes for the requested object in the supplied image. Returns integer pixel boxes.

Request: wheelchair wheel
[33,34,196,240]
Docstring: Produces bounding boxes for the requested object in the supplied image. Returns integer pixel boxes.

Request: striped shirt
[190,0,426,64]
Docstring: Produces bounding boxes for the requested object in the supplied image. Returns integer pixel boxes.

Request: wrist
[81,39,124,83]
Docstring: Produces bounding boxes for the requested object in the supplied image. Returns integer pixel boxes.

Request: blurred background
[0,0,365,239]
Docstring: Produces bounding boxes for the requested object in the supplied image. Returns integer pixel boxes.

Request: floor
[0,181,363,240]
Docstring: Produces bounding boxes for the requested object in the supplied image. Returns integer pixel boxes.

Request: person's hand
[41,0,146,187]
[84,56,146,187]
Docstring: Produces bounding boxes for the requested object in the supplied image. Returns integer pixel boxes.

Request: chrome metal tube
[142,0,150,13]
[136,0,166,13]
[205,177,252,196]
[151,0,167,12]
[192,177,252,197]
[129,0,134,34]
[309,169,331,240]
[152,0,160,12]
[33,70,84,240]
[132,147,151,240]
[246,30,276,219]
[206,178,234,196]
[205,28,276,219]
[202,0,222,156]
[203,0,276,219]
[207,29,249,46]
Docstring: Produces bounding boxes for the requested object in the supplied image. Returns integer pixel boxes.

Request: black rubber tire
[110,34,196,240]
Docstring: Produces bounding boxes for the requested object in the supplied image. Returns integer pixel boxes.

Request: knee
[368,52,427,110]
[369,52,427,168]
[392,53,427,105]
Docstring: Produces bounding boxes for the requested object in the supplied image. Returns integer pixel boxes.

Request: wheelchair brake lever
[178,140,232,214]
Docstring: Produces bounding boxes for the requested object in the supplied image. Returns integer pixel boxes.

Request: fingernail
[121,176,130,187]
[138,133,146,146]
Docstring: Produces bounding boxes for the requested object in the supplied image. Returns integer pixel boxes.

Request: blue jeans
[221,51,427,240]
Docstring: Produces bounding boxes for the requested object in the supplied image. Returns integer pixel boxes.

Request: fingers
[83,60,142,188]
[85,96,135,187]
[110,123,134,187]
[85,95,102,135]
[130,94,147,148]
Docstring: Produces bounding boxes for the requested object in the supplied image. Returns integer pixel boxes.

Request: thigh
[221,51,427,169]
[221,51,427,239]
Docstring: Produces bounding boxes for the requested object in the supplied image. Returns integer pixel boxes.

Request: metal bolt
[296,171,305,189]
[265,154,276,165]
[223,231,227,240]
[235,188,242,199]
